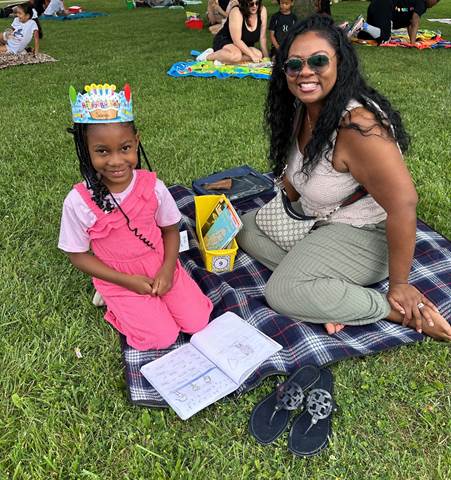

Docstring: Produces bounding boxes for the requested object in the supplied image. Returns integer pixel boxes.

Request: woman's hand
[152,266,174,296]
[387,283,437,333]
[124,275,154,295]
[250,51,262,63]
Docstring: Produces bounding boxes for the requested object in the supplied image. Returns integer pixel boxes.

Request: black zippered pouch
[192,165,274,202]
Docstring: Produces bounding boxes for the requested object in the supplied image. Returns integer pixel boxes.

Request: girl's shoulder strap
[73,182,103,217]
[134,169,157,197]
[135,169,156,184]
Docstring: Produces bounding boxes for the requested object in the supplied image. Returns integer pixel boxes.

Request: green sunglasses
[283,54,334,77]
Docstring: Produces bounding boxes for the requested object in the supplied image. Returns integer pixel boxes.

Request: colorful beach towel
[0,52,56,69]
[122,182,451,407]
[168,52,272,79]
[353,29,451,49]
[40,12,108,20]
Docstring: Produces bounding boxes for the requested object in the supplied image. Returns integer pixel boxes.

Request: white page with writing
[190,312,282,385]
[140,344,236,420]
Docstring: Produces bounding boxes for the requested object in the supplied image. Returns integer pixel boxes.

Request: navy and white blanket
[122,184,451,406]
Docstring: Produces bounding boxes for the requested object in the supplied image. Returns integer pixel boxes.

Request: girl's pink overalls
[74,170,212,351]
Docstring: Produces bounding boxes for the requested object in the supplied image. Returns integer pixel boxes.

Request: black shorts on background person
[357,0,440,44]
[392,0,427,28]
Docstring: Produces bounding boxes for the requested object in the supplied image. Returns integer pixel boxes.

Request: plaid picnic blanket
[167,58,272,80]
[353,29,451,49]
[122,184,451,407]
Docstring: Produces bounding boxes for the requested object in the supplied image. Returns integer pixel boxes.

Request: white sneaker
[196,48,213,62]
[347,15,365,38]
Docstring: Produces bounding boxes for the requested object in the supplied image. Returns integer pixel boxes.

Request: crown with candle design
[69,83,134,124]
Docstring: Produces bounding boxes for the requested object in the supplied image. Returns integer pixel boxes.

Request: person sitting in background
[352,0,441,45]
[196,0,268,64]
[207,0,229,34]
[29,0,45,16]
[269,0,297,58]
[0,3,42,55]
[43,0,68,16]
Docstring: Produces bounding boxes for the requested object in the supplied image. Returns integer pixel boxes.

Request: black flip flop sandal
[249,364,320,445]
[287,367,337,457]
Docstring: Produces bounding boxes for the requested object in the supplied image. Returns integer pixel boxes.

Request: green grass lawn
[0,1,450,478]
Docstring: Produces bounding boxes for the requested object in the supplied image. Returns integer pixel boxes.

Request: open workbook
[140,312,282,420]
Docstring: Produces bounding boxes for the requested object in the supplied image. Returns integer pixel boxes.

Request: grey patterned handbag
[256,186,367,252]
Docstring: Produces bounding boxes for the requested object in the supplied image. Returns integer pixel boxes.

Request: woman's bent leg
[236,209,288,271]
[208,44,243,63]
[265,222,391,325]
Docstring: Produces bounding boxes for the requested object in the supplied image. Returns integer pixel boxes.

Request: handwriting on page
[141,345,235,419]
[190,312,282,385]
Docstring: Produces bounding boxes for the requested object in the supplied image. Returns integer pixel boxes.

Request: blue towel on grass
[40,12,108,20]
[122,181,451,407]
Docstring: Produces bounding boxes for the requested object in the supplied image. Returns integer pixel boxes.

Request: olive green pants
[236,210,391,325]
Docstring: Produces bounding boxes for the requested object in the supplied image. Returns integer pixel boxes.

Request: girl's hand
[387,283,437,333]
[152,266,174,296]
[125,275,154,295]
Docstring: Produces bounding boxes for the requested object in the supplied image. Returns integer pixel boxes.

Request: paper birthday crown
[69,83,134,124]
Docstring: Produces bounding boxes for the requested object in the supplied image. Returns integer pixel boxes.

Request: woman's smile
[286,32,337,106]
[297,82,320,93]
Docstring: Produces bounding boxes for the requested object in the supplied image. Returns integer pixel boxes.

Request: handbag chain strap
[275,168,368,221]
[320,185,368,220]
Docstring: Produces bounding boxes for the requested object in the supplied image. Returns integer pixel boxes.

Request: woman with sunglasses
[237,14,450,341]
[196,0,269,64]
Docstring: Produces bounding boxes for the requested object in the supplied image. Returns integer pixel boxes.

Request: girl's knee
[178,298,212,334]
[181,312,210,334]
[124,312,181,351]
[127,327,179,351]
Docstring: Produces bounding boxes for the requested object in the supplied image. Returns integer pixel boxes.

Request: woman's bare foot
[388,305,451,341]
[324,323,346,335]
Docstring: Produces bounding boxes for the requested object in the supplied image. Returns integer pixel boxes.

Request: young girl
[0,3,42,55]
[59,83,213,351]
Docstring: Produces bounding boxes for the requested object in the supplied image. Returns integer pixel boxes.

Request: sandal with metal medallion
[248,364,320,445]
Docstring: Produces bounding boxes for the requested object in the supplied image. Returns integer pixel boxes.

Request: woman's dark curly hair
[238,0,262,23]
[67,122,150,212]
[266,14,410,177]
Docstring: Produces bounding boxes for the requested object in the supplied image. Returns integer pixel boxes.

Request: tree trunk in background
[293,0,317,19]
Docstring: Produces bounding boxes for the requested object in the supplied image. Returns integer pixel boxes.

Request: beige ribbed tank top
[285,99,388,227]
